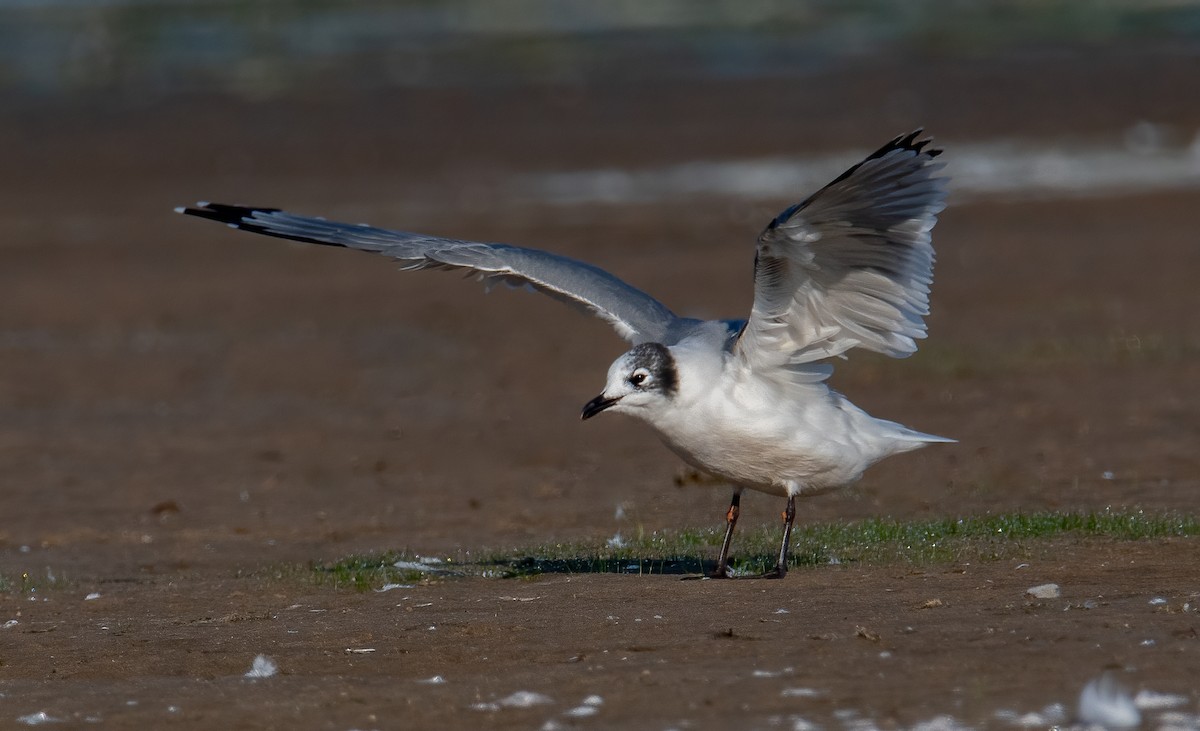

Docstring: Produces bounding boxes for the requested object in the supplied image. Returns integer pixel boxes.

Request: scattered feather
[374,583,413,593]
[1026,583,1061,599]
[781,687,824,698]
[1133,689,1188,710]
[498,691,554,708]
[473,691,554,710]
[17,712,61,725]
[244,654,278,679]
[1078,674,1140,728]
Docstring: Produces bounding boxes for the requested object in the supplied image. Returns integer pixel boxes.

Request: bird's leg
[709,489,742,579]
[760,495,796,579]
[777,495,797,575]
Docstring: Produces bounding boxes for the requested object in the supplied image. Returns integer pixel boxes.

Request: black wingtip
[176,202,283,225]
[804,129,941,201]
[872,128,942,160]
[176,202,289,239]
[764,130,945,234]
[176,201,351,250]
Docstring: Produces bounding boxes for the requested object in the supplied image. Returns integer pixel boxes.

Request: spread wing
[177,203,679,344]
[733,131,948,381]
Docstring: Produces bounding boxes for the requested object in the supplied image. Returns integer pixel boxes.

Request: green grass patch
[311,509,1199,586]
[310,551,437,591]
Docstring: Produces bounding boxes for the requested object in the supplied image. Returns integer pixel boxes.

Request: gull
[177,130,953,579]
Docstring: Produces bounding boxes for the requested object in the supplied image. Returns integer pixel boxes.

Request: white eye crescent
[629,368,652,387]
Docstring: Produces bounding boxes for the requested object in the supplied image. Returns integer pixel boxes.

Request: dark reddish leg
[709,489,742,579]
[760,495,796,579]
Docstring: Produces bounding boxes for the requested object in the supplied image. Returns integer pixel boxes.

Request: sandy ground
[2,49,1200,728]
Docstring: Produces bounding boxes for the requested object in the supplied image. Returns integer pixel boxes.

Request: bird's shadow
[485,555,785,577]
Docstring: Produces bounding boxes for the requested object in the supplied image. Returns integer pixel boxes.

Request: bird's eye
[629,369,650,387]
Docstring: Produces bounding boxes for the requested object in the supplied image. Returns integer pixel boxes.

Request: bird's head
[581,342,679,421]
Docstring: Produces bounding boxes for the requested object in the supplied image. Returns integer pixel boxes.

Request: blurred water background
[5,2,1200,209]
[3,0,1199,99]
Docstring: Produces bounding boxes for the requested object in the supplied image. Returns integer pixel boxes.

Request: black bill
[580,394,619,420]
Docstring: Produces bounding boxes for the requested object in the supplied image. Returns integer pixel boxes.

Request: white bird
[178,130,953,579]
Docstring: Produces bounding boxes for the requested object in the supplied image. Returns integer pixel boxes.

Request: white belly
[648,379,876,497]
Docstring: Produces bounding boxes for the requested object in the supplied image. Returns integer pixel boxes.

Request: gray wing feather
[178,203,679,344]
[735,131,948,379]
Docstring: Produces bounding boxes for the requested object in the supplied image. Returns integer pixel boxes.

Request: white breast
[641,338,890,497]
